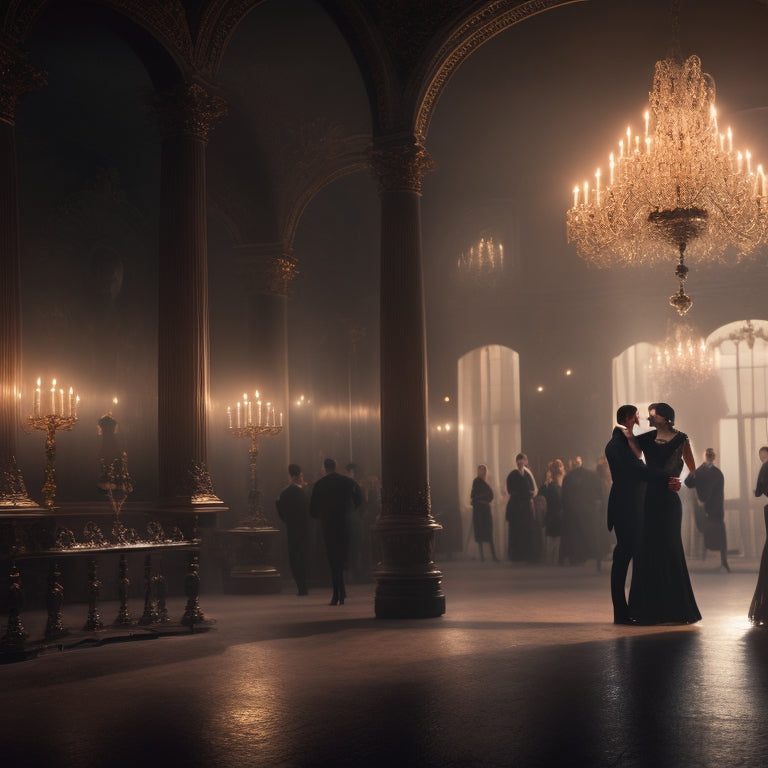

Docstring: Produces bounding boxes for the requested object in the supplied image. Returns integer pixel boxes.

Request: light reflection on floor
[2,558,768,767]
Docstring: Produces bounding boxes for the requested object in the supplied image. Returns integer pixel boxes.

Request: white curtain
[457,345,521,558]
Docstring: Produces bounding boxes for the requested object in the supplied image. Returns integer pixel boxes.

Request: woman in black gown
[748,446,768,624]
[628,403,701,625]
[471,465,499,562]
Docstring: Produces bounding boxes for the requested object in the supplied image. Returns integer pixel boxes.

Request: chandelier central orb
[566,54,768,315]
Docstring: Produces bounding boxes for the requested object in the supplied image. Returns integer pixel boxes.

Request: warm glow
[565,369,572,376]
[537,386,544,393]
[444,395,450,402]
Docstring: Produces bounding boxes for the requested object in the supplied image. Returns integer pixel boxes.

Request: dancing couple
[605,403,701,625]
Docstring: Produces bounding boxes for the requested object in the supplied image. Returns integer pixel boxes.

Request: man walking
[605,404,680,624]
[276,464,310,595]
[309,458,362,605]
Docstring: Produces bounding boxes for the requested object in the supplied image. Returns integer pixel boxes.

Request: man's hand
[668,477,681,492]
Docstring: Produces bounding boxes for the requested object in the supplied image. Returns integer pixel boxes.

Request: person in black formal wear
[748,446,768,624]
[309,457,362,605]
[684,448,729,571]
[604,404,681,625]
[471,464,498,562]
[276,464,310,595]
[628,403,701,625]
[505,453,535,561]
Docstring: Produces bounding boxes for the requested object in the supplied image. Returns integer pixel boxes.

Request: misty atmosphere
[6,0,768,555]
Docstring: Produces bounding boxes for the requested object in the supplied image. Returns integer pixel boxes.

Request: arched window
[707,319,768,557]
[457,345,521,557]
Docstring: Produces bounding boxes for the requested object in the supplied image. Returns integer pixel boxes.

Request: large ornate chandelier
[649,321,715,389]
[566,50,768,315]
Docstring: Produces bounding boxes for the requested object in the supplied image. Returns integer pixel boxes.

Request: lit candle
[728,127,733,152]
[74,395,79,418]
[227,406,233,429]
[236,402,241,428]
[595,168,601,206]
[710,105,718,135]
[279,412,283,427]
[720,133,725,152]
[50,380,56,415]
[573,185,579,207]
[258,401,262,426]
[644,110,649,137]
[583,181,589,206]
[746,150,752,174]
[68,387,73,417]
[59,388,64,416]
[619,139,624,159]
[609,153,615,185]
[645,137,651,155]
[634,135,639,154]
[271,407,276,427]
[34,378,40,417]
[626,126,631,154]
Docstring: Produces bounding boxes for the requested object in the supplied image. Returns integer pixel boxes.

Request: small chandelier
[566,23,768,315]
[649,321,714,389]
[457,235,504,285]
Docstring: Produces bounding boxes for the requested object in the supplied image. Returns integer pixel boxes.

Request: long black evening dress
[748,461,768,624]
[628,430,701,624]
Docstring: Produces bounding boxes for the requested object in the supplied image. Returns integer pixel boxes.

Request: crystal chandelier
[457,235,504,285]
[649,321,715,389]
[566,43,768,315]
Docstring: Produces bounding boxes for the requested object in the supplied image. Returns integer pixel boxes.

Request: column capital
[155,82,227,142]
[0,44,46,126]
[370,135,434,194]
[235,244,299,298]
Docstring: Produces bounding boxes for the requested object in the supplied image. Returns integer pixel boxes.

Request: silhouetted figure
[561,455,603,568]
[685,448,729,571]
[605,405,678,624]
[309,457,362,605]
[538,459,565,565]
[748,446,768,625]
[506,453,535,561]
[471,464,498,562]
[276,464,310,595]
[628,403,701,625]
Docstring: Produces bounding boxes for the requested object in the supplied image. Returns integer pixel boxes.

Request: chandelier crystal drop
[566,54,768,315]
[649,321,715,389]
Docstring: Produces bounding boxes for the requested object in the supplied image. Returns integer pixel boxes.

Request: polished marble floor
[2,557,767,768]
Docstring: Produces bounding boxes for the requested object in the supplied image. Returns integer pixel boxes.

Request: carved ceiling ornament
[194,0,260,78]
[105,0,193,67]
[415,0,567,140]
[0,43,46,125]
[155,81,227,141]
[370,136,434,194]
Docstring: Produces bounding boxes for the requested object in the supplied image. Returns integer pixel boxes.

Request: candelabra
[25,378,79,510]
[228,422,283,527]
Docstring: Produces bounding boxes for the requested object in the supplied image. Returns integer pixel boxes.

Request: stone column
[0,46,45,511]
[370,135,445,618]
[155,83,227,512]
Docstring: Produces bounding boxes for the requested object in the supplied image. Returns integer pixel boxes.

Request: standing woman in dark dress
[748,446,768,624]
[471,465,498,562]
[506,453,535,561]
[628,403,701,625]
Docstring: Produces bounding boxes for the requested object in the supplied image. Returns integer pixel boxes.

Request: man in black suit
[276,464,310,595]
[309,457,362,605]
[605,404,680,624]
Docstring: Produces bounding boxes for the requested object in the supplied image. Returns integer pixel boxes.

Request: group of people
[470,453,608,567]
[275,458,363,605]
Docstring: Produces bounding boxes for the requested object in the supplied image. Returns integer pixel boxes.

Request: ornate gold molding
[0,44,46,125]
[370,137,434,194]
[415,0,570,139]
[237,245,299,298]
[155,82,227,142]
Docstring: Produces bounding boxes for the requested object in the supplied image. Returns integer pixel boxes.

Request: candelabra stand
[220,423,283,594]
[26,414,78,511]
[229,424,283,528]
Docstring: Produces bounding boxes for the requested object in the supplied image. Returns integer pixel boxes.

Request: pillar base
[374,515,445,618]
